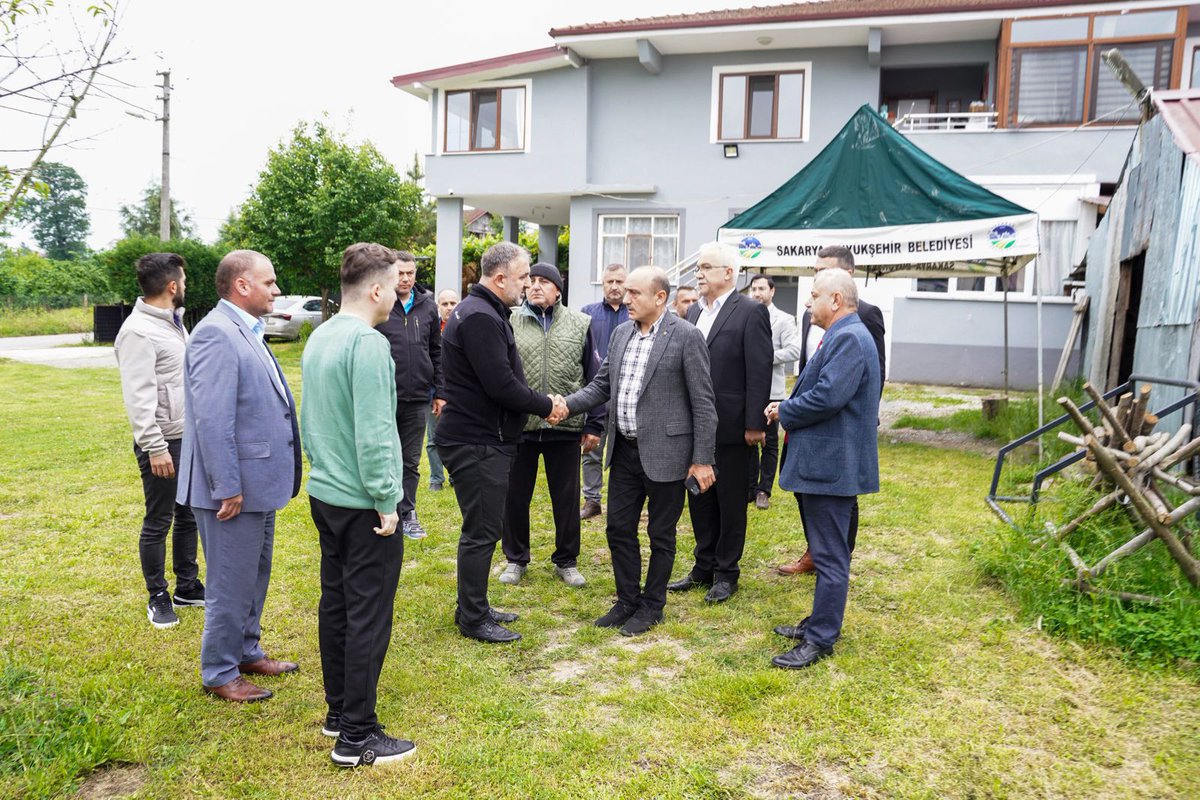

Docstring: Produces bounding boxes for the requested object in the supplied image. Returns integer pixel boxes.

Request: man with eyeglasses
[667,242,772,604]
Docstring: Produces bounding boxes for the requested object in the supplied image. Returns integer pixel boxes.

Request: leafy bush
[0,249,111,301]
[296,320,314,344]
[96,236,224,324]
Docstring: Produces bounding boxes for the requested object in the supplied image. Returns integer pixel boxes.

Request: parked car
[264,295,326,341]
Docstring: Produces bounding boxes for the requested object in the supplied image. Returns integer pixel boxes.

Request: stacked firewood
[1047,383,1200,603]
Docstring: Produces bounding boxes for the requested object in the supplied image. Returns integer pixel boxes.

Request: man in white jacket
[114,252,205,629]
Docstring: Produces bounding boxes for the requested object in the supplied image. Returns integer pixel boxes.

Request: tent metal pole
[1035,258,1044,460]
[1003,278,1009,397]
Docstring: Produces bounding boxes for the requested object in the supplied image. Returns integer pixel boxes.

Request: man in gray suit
[178,250,303,702]
[766,268,880,669]
[558,266,717,636]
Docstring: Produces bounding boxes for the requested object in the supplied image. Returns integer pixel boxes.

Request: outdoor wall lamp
[724,144,739,158]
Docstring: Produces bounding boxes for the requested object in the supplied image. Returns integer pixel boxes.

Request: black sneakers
[619,608,663,637]
[321,711,341,738]
[331,727,416,768]
[172,582,206,608]
[594,601,637,628]
[147,590,179,629]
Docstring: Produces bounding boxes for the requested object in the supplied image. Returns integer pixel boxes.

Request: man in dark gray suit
[767,268,880,669]
[778,245,886,576]
[178,250,302,702]
[560,266,717,636]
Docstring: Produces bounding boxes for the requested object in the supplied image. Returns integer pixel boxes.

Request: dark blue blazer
[777,313,880,497]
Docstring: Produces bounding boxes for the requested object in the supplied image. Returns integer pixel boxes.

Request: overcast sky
[5,0,714,250]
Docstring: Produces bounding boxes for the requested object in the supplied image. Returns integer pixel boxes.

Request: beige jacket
[114,298,188,454]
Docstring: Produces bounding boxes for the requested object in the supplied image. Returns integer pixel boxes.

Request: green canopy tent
[719,104,1039,278]
[717,104,1044,406]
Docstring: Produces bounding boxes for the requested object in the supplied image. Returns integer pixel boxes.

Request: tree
[237,121,423,298]
[404,152,436,250]
[16,162,90,259]
[0,1,126,224]
[118,183,196,240]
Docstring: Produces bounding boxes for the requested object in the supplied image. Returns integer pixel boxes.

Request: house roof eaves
[1154,89,1200,156]
[547,0,1140,37]
[391,46,566,91]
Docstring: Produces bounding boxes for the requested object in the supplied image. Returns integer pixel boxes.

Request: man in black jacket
[435,242,556,643]
[777,244,886,577]
[376,251,442,540]
[668,241,773,603]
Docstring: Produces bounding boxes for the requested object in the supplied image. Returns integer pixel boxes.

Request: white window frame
[596,214,681,282]
[436,79,532,156]
[710,61,812,144]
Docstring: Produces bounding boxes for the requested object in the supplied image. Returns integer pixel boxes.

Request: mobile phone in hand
[685,465,719,495]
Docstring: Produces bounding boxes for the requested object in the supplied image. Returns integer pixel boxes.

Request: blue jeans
[426,409,445,486]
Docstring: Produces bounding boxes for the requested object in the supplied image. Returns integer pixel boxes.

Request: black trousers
[748,416,781,496]
[310,496,404,741]
[133,439,200,595]
[395,401,427,517]
[502,439,582,568]
[606,437,686,613]
[687,442,752,583]
[439,443,514,628]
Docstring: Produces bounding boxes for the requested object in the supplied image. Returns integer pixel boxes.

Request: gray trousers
[581,430,607,503]
[195,508,274,687]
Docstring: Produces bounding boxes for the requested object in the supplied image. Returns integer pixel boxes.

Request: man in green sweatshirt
[300,242,415,768]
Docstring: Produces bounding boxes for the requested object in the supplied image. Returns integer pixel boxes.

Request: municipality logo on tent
[988,223,1017,250]
[738,235,763,259]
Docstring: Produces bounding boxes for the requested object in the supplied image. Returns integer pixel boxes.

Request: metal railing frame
[985,374,1200,527]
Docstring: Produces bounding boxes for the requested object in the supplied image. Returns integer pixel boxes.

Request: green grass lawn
[1,349,1198,799]
[0,306,92,337]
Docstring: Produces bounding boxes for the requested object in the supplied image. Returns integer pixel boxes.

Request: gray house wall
[891,296,1080,389]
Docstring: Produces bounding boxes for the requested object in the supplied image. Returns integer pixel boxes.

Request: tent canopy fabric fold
[718,105,1039,277]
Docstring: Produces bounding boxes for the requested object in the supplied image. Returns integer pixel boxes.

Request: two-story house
[392,0,1200,388]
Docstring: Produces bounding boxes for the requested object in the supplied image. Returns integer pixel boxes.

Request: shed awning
[718,105,1039,277]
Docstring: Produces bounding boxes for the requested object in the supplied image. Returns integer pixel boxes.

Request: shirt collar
[220,298,264,335]
[698,285,736,313]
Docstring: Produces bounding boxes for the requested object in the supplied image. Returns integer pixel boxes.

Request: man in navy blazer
[766,268,879,669]
[178,250,302,701]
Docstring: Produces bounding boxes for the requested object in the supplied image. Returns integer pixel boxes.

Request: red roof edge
[391,46,565,88]
[547,0,1127,38]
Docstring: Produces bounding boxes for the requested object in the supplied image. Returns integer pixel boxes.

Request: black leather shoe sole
[457,621,521,643]
[667,577,711,592]
[704,581,737,603]
[773,618,810,640]
[771,643,833,670]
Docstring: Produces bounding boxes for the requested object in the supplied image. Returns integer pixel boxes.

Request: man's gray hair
[814,267,858,308]
[631,265,670,297]
[696,241,740,278]
[603,262,627,276]
[480,241,530,278]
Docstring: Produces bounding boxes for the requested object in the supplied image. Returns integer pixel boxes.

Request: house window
[597,215,679,278]
[444,86,526,152]
[1002,8,1183,127]
[713,63,810,141]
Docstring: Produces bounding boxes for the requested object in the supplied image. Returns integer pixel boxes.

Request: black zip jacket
[434,284,554,450]
[375,285,442,402]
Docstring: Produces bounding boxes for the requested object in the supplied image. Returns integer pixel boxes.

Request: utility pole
[157,69,171,240]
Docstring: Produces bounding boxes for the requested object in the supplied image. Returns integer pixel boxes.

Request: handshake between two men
[544,394,601,454]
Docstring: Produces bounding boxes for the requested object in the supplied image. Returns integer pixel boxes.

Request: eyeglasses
[696,263,727,272]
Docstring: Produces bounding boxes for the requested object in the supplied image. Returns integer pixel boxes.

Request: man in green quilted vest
[500,262,605,588]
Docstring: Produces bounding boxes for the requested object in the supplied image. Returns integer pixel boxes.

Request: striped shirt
[616,312,665,437]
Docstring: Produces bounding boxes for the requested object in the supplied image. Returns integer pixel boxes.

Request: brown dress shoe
[204,676,272,703]
[239,657,299,676]
[755,491,771,511]
[580,500,602,520]
[776,550,815,576]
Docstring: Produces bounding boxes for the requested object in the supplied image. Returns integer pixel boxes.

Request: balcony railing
[893,112,998,132]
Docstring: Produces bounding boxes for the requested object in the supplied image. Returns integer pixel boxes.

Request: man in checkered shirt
[560,266,717,636]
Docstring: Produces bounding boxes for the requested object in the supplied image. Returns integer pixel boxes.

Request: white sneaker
[497,562,526,585]
[555,565,586,588]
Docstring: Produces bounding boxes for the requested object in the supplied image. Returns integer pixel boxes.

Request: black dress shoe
[773,617,810,640]
[771,640,833,670]
[595,601,638,628]
[704,580,737,603]
[619,609,663,637]
[454,607,520,626]
[667,575,711,592]
[457,618,521,643]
